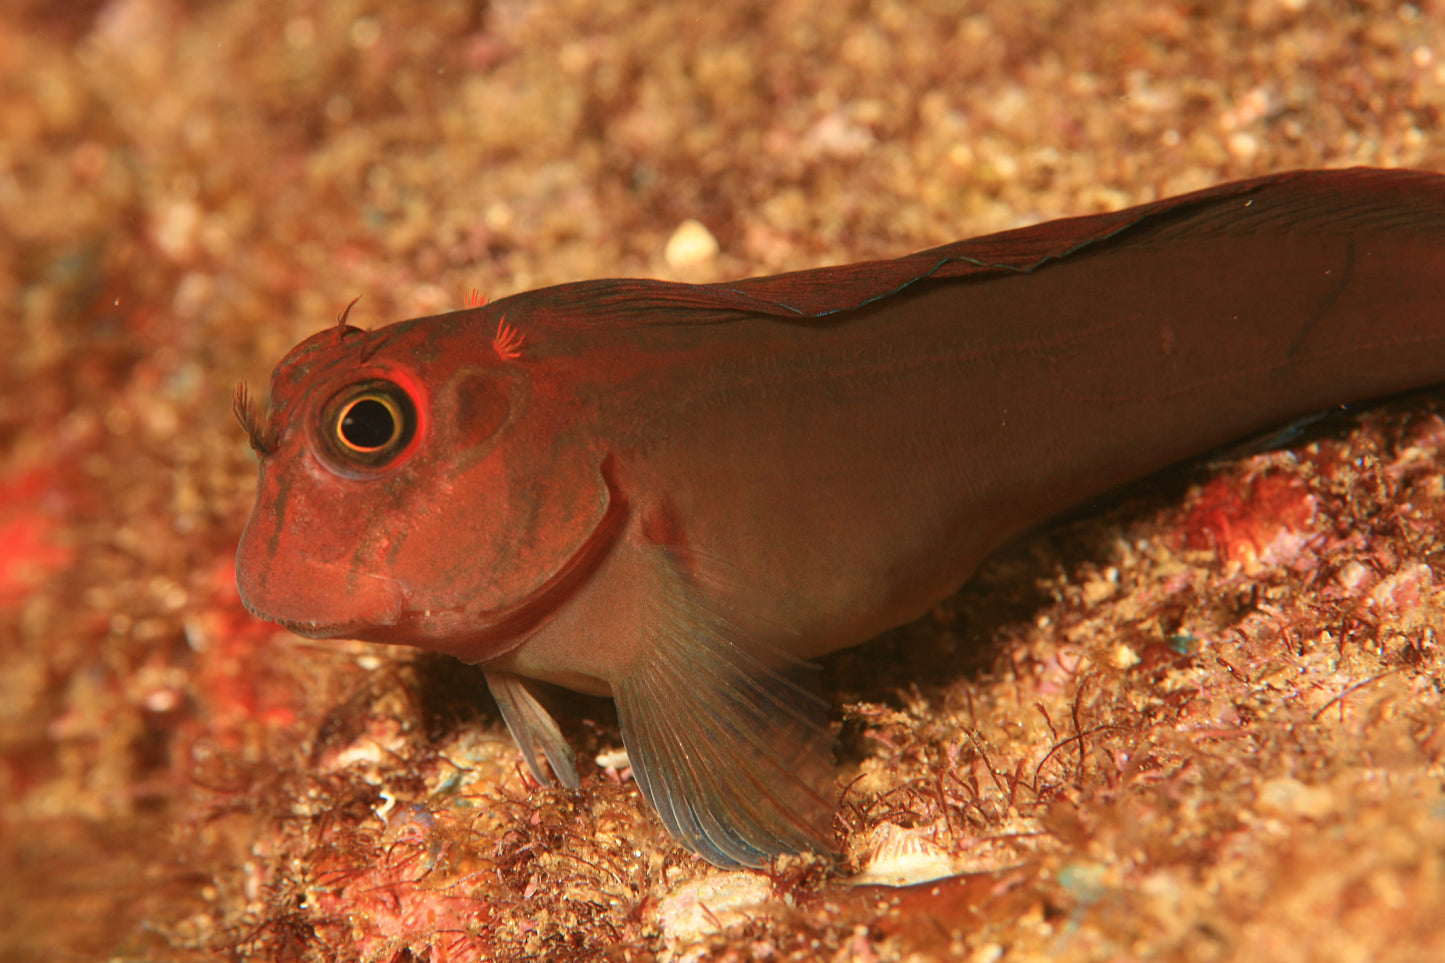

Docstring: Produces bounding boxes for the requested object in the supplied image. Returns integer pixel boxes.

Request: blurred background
[2,1,1443,959]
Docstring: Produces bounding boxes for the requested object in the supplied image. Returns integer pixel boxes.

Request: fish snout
[235,540,405,639]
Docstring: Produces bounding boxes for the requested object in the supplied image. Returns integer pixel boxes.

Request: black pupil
[340,398,396,449]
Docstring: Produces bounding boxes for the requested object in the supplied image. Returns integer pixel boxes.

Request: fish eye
[322,380,418,468]
[340,396,401,450]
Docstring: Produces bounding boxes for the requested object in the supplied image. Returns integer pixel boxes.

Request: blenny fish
[236,167,1445,868]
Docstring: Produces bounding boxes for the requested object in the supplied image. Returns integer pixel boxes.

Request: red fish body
[237,168,1445,868]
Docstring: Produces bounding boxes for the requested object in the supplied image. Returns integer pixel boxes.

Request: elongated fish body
[237,168,1445,868]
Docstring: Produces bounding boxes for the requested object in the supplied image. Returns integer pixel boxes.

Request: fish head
[234,311,617,661]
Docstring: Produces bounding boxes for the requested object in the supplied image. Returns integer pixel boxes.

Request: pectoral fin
[484,670,580,789]
[613,549,837,869]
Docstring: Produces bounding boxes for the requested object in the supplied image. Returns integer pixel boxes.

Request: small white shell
[851,821,959,887]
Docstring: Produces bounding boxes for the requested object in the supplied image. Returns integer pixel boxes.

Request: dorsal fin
[497,168,1445,329]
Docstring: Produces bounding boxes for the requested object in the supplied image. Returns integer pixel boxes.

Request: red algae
[0,467,73,606]
[1181,471,1317,571]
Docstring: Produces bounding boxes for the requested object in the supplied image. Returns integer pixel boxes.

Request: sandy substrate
[2,0,1444,960]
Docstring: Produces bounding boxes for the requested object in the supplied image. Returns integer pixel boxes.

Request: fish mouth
[237,593,376,640]
[236,567,406,641]
[275,617,373,640]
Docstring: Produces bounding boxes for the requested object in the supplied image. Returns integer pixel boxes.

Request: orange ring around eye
[336,393,404,453]
[311,375,424,477]
[319,378,420,473]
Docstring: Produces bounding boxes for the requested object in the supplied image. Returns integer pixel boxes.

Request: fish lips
[235,553,406,640]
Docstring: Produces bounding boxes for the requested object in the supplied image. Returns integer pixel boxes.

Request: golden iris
[323,381,417,467]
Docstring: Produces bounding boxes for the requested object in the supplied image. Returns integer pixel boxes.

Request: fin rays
[484,670,580,789]
[614,549,836,868]
[481,549,836,870]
